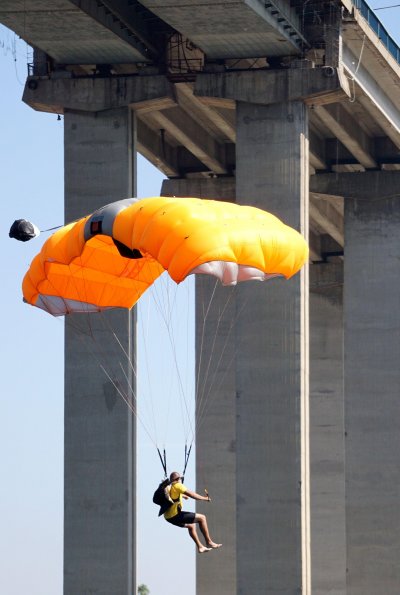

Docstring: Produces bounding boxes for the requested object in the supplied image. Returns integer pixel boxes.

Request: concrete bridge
[1,1,400,593]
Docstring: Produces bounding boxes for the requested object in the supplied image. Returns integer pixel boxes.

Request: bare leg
[195,513,222,549]
[186,523,211,553]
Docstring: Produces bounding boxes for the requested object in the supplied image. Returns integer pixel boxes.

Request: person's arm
[184,488,211,502]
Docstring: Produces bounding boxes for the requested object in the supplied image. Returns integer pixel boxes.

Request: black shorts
[166,511,196,527]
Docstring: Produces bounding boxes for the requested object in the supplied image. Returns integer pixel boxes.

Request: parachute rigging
[13,195,308,477]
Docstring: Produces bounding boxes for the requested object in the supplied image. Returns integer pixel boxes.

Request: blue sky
[1,2,400,593]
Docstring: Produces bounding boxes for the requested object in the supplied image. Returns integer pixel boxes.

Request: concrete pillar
[235,100,310,594]
[310,263,346,595]
[162,177,237,594]
[63,107,137,595]
[344,196,400,594]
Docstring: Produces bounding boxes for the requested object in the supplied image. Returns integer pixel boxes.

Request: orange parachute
[22,196,308,316]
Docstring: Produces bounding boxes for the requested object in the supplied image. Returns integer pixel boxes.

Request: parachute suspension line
[67,319,129,413]
[148,274,195,444]
[137,296,162,446]
[157,447,168,479]
[194,279,238,430]
[196,287,248,429]
[62,255,160,447]
[182,441,193,482]
[40,224,63,233]
[136,270,195,474]
[196,292,251,435]
[65,259,180,482]
[184,279,193,422]
[195,278,219,390]
[195,278,219,415]
[195,285,251,436]
[40,213,82,235]
[64,312,158,447]
[196,287,239,425]
[97,307,160,446]
[137,269,188,448]
[161,281,195,444]
[138,279,184,466]
[195,283,236,422]
[145,274,182,443]
[66,246,192,463]
[98,362,157,448]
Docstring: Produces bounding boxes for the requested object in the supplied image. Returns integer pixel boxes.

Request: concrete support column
[235,101,310,594]
[63,107,137,595]
[344,196,400,594]
[161,176,237,595]
[310,263,346,595]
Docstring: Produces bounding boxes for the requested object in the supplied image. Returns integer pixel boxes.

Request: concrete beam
[313,103,377,168]
[310,171,400,199]
[309,194,344,247]
[23,74,176,114]
[357,94,400,150]
[344,11,400,91]
[311,192,344,216]
[309,128,327,171]
[145,107,228,174]
[161,176,236,200]
[196,96,236,110]
[320,235,344,259]
[310,262,343,292]
[309,228,322,262]
[342,46,400,148]
[137,119,179,177]
[69,0,158,58]
[175,82,236,143]
[195,68,346,106]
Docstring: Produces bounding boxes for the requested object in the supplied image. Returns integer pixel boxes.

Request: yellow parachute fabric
[22,196,308,316]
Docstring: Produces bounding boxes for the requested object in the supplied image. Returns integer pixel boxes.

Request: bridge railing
[352,0,400,64]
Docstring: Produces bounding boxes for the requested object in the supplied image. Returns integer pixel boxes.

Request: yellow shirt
[164,482,187,520]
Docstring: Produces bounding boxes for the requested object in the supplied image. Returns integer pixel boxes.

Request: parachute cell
[22,196,308,316]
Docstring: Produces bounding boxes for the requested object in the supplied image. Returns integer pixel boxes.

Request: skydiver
[164,471,222,553]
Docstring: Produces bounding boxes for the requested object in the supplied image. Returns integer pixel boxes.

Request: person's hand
[205,489,211,502]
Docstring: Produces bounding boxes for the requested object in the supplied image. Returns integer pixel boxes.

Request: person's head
[169,471,183,483]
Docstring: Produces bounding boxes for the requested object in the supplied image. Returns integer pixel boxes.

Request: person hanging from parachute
[10,195,308,548]
[156,471,221,553]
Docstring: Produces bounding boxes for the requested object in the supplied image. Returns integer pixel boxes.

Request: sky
[1,2,400,594]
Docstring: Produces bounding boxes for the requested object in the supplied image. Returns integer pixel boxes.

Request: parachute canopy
[22,196,308,316]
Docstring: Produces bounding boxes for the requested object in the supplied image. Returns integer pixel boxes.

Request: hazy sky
[1,3,400,593]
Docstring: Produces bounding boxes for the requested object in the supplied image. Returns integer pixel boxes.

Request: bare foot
[207,542,222,549]
[198,546,212,554]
